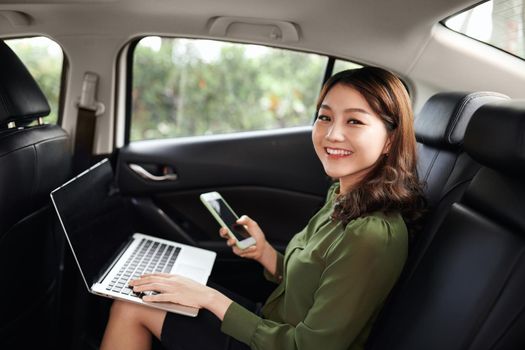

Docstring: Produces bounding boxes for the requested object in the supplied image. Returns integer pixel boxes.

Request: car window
[333,59,362,75]
[5,37,64,125]
[131,37,352,141]
[443,0,524,60]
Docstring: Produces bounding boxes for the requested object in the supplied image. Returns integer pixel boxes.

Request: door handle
[129,163,178,182]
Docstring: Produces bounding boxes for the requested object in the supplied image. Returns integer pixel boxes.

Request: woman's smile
[325,147,353,158]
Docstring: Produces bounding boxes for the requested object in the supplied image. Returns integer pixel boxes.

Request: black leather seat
[0,41,71,348]
[415,91,508,209]
[366,100,525,349]
[407,92,510,267]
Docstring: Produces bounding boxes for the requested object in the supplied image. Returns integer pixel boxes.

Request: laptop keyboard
[106,239,181,296]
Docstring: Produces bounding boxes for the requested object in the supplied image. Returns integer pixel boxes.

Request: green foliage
[131,38,328,141]
[6,38,63,125]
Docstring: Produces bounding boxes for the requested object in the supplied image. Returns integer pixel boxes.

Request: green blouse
[221,184,408,350]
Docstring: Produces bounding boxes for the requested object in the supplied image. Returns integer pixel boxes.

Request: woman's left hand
[129,273,213,309]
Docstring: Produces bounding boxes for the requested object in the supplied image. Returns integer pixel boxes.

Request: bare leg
[100,300,166,350]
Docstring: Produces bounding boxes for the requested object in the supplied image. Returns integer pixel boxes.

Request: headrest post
[37,117,45,125]
[7,121,16,129]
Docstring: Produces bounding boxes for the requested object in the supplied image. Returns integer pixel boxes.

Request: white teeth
[326,148,352,156]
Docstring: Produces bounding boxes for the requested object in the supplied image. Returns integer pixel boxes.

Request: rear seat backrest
[408,92,509,263]
[415,92,509,208]
[366,100,525,350]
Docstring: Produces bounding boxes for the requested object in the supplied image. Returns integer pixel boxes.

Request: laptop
[50,158,216,317]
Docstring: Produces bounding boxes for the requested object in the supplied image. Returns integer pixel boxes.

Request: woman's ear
[382,135,393,155]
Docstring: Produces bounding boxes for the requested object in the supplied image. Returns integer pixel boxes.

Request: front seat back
[0,41,71,348]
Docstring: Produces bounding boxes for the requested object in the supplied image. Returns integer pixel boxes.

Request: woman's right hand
[219,215,270,262]
[219,215,279,276]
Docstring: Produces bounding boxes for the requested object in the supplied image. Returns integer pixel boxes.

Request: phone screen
[208,198,250,241]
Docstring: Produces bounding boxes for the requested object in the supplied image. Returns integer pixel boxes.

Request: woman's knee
[109,300,165,338]
[109,300,148,322]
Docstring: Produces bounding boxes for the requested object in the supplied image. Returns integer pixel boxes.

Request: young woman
[100,66,425,350]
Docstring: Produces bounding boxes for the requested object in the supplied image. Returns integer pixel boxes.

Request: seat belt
[73,72,105,173]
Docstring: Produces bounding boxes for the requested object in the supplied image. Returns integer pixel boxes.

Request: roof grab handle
[0,11,32,27]
[208,16,300,43]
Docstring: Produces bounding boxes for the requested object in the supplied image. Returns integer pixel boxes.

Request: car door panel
[116,127,331,244]
[153,186,325,248]
[116,127,329,195]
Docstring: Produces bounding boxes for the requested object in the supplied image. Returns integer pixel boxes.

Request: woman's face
[312,83,391,193]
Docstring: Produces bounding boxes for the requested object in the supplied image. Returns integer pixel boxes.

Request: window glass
[443,0,524,60]
[332,59,362,75]
[131,37,329,140]
[6,37,64,124]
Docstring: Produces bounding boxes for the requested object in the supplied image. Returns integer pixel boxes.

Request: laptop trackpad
[174,264,207,284]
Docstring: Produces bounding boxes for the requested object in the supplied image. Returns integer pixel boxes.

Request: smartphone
[200,191,256,249]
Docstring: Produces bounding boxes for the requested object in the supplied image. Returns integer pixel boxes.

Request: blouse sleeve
[221,216,406,350]
[263,251,284,283]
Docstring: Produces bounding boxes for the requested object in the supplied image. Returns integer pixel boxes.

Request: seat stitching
[422,147,439,183]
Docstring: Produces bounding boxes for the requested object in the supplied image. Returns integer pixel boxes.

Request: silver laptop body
[50,159,216,317]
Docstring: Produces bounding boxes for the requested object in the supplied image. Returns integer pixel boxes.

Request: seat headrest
[464,100,525,177]
[0,41,50,127]
[415,92,509,150]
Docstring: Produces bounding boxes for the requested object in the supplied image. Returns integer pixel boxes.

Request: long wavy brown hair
[317,67,426,232]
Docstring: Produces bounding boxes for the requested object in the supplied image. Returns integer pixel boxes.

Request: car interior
[1,0,525,349]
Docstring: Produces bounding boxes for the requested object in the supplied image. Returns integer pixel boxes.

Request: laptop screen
[51,159,133,289]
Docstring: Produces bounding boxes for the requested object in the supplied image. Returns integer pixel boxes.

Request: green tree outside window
[131,37,329,141]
